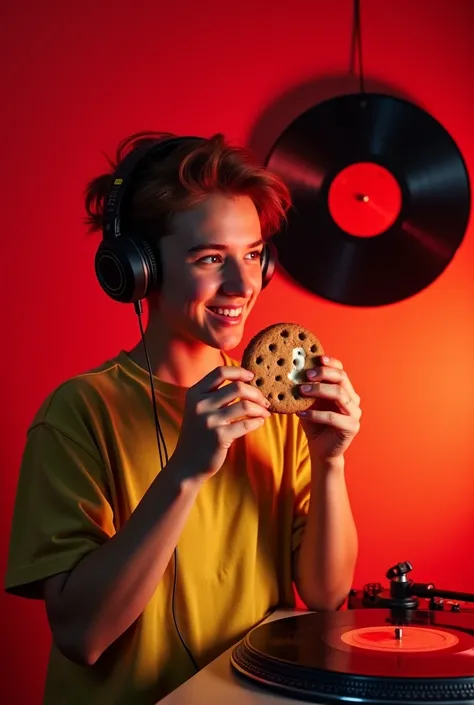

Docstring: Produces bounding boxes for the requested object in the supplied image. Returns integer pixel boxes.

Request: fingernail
[264,399,271,407]
[301,384,312,392]
[297,410,308,416]
[244,370,254,378]
[307,369,318,379]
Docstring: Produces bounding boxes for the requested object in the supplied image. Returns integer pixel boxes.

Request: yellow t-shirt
[5,350,311,705]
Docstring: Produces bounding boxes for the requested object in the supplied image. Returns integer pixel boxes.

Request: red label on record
[328,162,402,237]
[340,625,459,653]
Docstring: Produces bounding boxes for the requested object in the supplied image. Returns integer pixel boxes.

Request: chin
[202,322,245,351]
[218,336,244,351]
[207,329,244,351]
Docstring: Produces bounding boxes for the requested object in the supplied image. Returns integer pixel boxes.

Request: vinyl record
[265,93,471,306]
[231,609,474,703]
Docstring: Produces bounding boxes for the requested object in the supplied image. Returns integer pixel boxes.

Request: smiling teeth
[212,307,242,317]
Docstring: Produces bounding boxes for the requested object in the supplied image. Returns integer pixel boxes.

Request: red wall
[2,1,474,702]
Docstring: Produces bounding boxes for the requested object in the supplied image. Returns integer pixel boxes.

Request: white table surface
[158,609,324,705]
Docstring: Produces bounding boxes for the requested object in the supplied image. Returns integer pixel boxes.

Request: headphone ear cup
[261,240,277,289]
[95,237,161,303]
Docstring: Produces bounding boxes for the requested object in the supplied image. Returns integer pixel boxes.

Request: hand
[296,356,361,461]
[173,366,271,480]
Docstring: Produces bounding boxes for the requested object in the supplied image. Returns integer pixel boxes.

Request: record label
[328,162,402,237]
[339,625,459,652]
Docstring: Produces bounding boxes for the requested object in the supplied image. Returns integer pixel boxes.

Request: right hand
[172,366,271,480]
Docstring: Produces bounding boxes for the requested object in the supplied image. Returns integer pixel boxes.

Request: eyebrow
[187,239,265,254]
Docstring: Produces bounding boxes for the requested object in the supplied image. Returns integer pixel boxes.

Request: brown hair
[84,131,291,241]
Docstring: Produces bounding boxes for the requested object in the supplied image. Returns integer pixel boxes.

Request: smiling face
[154,193,265,351]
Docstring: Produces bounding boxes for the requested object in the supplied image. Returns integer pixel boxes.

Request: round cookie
[241,322,324,414]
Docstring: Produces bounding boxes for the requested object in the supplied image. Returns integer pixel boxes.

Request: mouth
[205,306,244,326]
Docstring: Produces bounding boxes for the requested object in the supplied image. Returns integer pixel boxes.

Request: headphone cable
[133,300,199,673]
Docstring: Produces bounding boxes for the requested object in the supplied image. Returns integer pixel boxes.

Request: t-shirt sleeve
[5,420,115,599]
[291,420,311,554]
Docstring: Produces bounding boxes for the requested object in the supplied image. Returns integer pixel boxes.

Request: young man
[5,132,361,704]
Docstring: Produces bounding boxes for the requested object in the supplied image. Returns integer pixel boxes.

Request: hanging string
[351,0,366,94]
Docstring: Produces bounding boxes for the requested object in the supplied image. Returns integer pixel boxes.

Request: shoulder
[29,354,125,435]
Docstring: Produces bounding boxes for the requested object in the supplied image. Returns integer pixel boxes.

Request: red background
[2,0,474,702]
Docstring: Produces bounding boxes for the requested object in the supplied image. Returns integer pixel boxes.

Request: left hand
[296,356,361,461]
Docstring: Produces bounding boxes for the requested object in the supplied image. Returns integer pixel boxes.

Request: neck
[126,310,224,388]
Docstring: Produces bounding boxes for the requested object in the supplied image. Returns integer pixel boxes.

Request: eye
[245,249,264,261]
[196,254,223,265]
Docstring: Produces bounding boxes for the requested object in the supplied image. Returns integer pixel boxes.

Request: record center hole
[277,358,285,366]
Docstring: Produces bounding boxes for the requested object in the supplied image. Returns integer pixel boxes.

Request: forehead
[169,194,261,248]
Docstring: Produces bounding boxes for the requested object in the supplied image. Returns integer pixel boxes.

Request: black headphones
[95,136,277,304]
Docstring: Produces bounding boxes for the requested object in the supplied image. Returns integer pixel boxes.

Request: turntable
[231,562,474,703]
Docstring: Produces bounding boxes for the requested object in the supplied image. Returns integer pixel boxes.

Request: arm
[293,455,358,611]
[45,460,203,666]
[293,355,361,611]
[44,366,270,666]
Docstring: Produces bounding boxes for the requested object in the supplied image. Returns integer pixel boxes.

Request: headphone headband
[102,136,204,240]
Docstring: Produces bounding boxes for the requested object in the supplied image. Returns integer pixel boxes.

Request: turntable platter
[231,609,474,703]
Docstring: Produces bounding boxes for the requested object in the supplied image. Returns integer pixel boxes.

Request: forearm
[51,459,204,665]
[294,456,358,611]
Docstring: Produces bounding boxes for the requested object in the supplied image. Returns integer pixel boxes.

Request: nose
[220,257,256,298]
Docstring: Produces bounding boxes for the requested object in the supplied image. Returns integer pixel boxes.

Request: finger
[306,367,360,407]
[207,400,271,427]
[192,366,255,395]
[307,366,345,384]
[296,408,360,432]
[339,370,360,406]
[299,382,362,419]
[320,355,343,370]
[197,380,270,413]
[217,415,267,443]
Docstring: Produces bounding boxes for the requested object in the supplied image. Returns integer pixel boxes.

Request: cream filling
[287,347,306,383]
